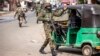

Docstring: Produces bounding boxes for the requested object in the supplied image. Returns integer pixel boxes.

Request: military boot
[19,22,22,27]
[37,20,39,24]
[39,46,46,54]
[51,48,57,56]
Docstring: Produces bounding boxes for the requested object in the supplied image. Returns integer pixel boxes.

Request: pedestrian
[39,3,57,56]
[35,1,42,23]
[14,3,27,27]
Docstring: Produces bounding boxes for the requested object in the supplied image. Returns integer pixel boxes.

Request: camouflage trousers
[41,22,55,49]
[18,15,27,22]
[17,15,27,27]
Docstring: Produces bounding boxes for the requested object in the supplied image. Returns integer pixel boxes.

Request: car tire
[82,45,93,56]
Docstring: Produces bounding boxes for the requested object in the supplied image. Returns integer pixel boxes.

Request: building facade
[8,0,17,11]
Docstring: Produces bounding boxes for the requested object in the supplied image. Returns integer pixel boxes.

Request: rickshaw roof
[67,4,100,14]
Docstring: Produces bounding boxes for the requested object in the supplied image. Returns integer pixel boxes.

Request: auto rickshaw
[51,4,100,56]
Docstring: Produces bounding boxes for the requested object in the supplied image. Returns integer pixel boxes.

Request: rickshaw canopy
[67,4,100,28]
[67,4,100,14]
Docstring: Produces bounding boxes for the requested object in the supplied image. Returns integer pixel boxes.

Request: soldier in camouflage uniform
[39,2,69,56]
[39,3,57,56]
[35,1,42,23]
[14,4,27,27]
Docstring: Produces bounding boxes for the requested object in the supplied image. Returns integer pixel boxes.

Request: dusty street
[0,11,82,56]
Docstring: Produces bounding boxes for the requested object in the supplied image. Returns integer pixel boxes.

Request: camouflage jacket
[37,8,53,21]
[14,7,25,17]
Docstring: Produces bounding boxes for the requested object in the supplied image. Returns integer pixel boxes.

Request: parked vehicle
[51,4,100,56]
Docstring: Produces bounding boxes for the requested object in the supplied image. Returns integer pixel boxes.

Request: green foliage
[78,0,85,4]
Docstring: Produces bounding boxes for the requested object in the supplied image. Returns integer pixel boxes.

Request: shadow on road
[0,19,16,23]
[21,26,28,28]
[57,47,100,56]
[0,19,3,20]
[57,47,82,56]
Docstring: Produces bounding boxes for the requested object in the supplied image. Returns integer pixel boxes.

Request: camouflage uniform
[35,2,42,23]
[14,7,27,27]
[35,2,42,16]
[39,4,69,56]
[39,3,56,56]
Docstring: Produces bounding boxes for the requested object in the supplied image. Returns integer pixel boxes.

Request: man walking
[35,1,42,23]
[39,3,57,56]
[14,2,27,27]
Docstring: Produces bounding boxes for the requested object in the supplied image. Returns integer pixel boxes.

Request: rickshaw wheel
[82,45,93,56]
